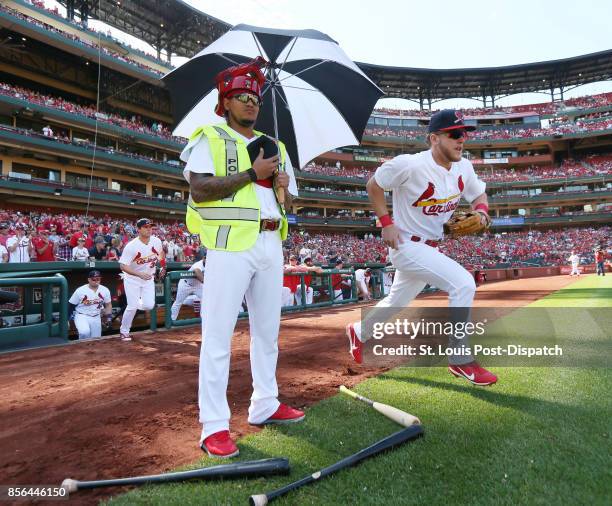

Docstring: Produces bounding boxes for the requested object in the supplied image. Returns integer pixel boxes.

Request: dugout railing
[163,269,360,329]
[0,273,68,346]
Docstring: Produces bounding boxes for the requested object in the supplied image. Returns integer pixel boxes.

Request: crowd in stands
[364,117,612,141]
[0,82,183,143]
[373,92,612,118]
[1,209,608,270]
[0,209,202,264]
[441,227,610,269]
[300,163,376,180]
[0,124,181,168]
[0,3,167,76]
[24,0,173,69]
[300,157,612,185]
[476,158,612,183]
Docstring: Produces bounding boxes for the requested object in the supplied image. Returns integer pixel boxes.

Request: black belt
[260,219,281,232]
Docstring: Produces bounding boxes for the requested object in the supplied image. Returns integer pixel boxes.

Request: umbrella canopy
[162,24,384,169]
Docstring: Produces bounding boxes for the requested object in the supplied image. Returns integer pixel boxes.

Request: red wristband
[160,258,166,267]
[378,214,394,228]
[474,203,489,215]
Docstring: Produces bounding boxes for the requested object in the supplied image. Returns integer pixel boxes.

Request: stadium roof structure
[58,0,231,60]
[357,49,612,107]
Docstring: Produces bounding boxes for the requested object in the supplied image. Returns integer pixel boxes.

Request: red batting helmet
[214,57,267,117]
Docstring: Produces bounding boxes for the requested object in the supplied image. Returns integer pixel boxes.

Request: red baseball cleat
[449,362,498,386]
[346,323,363,364]
[200,430,239,458]
[257,403,305,425]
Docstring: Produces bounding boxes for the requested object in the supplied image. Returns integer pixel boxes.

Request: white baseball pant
[199,231,283,440]
[353,240,476,365]
[294,285,313,305]
[120,277,156,335]
[357,280,370,300]
[74,313,102,339]
[171,279,201,320]
[570,265,580,275]
[281,286,294,307]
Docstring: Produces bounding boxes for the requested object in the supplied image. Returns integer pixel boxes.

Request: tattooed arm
[189,172,252,202]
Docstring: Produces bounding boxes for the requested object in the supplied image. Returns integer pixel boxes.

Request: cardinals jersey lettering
[69,284,111,317]
[119,235,163,282]
[374,150,486,240]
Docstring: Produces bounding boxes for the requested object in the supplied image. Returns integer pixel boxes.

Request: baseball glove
[444,211,489,237]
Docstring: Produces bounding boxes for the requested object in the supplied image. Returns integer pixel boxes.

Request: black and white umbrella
[162,24,383,169]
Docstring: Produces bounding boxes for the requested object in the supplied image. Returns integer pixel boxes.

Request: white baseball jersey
[0,244,7,262]
[375,149,486,240]
[568,254,580,266]
[355,269,370,283]
[72,246,90,261]
[181,124,298,219]
[7,235,30,263]
[186,260,205,289]
[69,284,111,317]
[119,235,163,283]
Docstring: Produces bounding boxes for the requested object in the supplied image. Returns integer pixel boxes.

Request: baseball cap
[304,256,312,262]
[87,270,102,279]
[94,236,106,244]
[428,109,476,133]
[335,258,344,265]
[136,218,153,228]
[289,254,297,260]
[215,57,266,116]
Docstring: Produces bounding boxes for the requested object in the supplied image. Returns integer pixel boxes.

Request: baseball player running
[68,270,112,339]
[346,109,497,386]
[118,218,165,341]
[171,259,204,321]
[568,251,581,276]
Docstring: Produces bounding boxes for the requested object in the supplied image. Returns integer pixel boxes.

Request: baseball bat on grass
[62,458,290,493]
[249,425,423,505]
[339,385,421,426]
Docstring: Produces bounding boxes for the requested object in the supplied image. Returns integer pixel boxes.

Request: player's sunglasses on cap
[136,218,153,228]
[232,92,263,107]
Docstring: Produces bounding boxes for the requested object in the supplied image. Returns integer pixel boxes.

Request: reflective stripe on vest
[213,126,239,202]
[187,200,259,221]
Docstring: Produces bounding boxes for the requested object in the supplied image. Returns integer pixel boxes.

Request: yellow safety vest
[185,123,288,252]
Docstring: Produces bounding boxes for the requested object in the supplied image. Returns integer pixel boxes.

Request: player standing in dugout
[346,109,498,386]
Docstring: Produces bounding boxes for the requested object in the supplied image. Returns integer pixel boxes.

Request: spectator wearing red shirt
[32,229,56,261]
[295,257,324,306]
[69,226,93,249]
[283,255,303,305]
[183,242,194,261]
[331,259,352,301]
[595,247,606,276]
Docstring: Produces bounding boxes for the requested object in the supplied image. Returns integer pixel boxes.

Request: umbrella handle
[275,184,286,207]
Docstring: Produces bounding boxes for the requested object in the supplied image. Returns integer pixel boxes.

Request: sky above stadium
[46,0,612,109]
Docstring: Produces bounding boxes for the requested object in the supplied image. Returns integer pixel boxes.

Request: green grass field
[107,275,611,505]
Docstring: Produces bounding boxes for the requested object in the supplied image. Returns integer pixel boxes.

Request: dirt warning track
[0,275,575,504]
